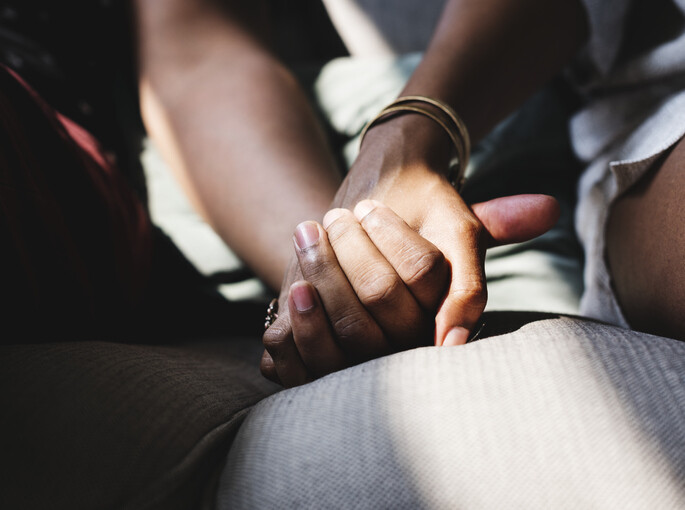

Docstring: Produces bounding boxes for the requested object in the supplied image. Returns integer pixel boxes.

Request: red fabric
[0,65,152,341]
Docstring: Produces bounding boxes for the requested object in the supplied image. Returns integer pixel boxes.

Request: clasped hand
[261,173,559,387]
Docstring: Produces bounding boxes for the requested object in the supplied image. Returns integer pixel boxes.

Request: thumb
[470,194,560,247]
[434,194,560,347]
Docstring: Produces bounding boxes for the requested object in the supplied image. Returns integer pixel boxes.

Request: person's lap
[217,314,685,509]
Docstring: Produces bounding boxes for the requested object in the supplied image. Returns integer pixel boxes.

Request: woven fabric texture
[0,336,278,510]
[219,317,685,509]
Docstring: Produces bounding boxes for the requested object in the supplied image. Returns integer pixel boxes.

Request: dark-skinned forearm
[356,0,589,175]
[407,0,588,141]
[134,0,341,289]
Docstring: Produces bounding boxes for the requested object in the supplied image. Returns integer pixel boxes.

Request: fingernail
[353,200,381,221]
[443,327,470,347]
[322,208,346,229]
[294,222,320,250]
[291,282,316,312]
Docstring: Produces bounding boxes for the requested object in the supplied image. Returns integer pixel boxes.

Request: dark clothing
[0,0,146,200]
[0,65,152,340]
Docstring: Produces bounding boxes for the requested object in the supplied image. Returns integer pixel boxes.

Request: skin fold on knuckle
[325,215,360,249]
[262,321,291,353]
[332,310,377,348]
[449,280,488,318]
[399,247,446,287]
[357,271,403,309]
[359,208,385,232]
[453,215,485,244]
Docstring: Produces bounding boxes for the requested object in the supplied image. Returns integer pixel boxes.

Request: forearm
[134,0,341,289]
[405,0,588,141]
[350,0,589,186]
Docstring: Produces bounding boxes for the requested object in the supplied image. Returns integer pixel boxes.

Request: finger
[435,231,487,348]
[433,194,561,346]
[416,191,488,348]
[353,199,449,311]
[293,221,387,360]
[289,281,347,378]
[322,209,430,348]
[262,314,310,388]
[260,350,281,385]
[471,194,560,247]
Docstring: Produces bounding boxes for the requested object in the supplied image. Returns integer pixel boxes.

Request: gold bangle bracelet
[359,96,470,190]
[361,104,465,169]
[392,95,471,172]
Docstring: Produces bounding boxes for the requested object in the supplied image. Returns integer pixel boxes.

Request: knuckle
[324,212,357,246]
[359,208,383,230]
[300,256,330,282]
[401,248,446,286]
[332,310,374,344]
[456,217,484,241]
[451,280,487,312]
[333,314,384,360]
[357,272,403,308]
[262,321,290,351]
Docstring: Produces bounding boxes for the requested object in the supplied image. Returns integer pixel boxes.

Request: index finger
[423,204,488,347]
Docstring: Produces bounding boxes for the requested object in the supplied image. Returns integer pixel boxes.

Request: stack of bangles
[264,96,471,331]
[359,95,471,192]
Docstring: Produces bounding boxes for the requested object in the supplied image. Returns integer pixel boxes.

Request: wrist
[334,108,463,212]
[359,112,455,175]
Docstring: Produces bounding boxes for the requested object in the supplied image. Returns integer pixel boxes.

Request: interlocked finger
[293,221,388,361]
[353,200,449,311]
[323,209,430,348]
